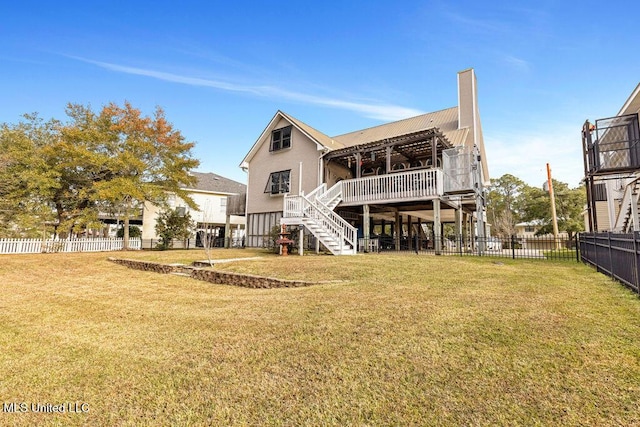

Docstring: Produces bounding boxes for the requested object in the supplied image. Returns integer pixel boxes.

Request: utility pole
[546,163,560,250]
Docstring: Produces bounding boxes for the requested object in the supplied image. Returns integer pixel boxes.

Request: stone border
[107,257,317,289]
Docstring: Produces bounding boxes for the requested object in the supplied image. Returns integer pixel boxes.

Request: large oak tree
[0,102,200,246]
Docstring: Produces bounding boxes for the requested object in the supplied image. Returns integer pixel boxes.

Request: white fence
[0,238,142,254]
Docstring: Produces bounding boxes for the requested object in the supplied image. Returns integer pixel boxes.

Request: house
[582,82,640,232]
[141,171,246,247]
[514,221,569,238]
[240,69,490,255]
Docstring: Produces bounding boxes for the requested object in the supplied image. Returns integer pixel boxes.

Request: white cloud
[502,55,530,73]
[73,57,423,122]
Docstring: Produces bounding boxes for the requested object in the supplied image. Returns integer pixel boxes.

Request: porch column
[395,211,401,251]
[476,188,486,255]
[299,225,304,256]
[407,215,413,250]
[431,136,438,168]
[455,207,462,252]
[356,152,362,178]
[224,212,231,248]
[434,199,442,255]
[462,212,468,248]
[363,204,370,252]
[386,146,392,174]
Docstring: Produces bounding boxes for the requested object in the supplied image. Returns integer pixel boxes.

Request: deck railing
[284,194,357,253]
[340,168,443,205]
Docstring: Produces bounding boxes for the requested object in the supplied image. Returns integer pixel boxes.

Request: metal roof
[331,107,470,148]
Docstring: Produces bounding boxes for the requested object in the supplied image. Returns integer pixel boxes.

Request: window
[593,183,607,201]
[220,197,227,214]
[270,126,292,151]
[265,170,291,194]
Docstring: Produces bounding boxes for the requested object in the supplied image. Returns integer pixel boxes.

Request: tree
[0,102,200,242]
[520,180,586,240]
[63,102,200,248]
[486,174,527,236]
[94,103,199,248]
[0,115,60,237]
[155,209,194,250]
[116,225,141,238]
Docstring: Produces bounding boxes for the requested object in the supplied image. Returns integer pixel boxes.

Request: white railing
[341,168,443,205]
[317,181,343,207]
[284,194,356,254]
[0,238,142,254]
[306,183,326,201]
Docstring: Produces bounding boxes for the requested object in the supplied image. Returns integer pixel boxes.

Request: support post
[462,212,468,251]
[407,215,413,251]
[455,207,462,253]
[363,204,370,253]
[299,225,304,256]
[386,146,392,174]
[395,211,401,251]
[431,136,438,168]
[225,213,231,248]
[434,199,442,255]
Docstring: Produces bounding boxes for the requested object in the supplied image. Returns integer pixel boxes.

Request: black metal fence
[579,232,640,294]
[359,235,579,261]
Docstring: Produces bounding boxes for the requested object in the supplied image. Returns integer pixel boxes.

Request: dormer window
[270,126,292,151]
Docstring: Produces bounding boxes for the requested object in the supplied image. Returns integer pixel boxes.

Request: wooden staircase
[616,179,640,232]
[282,183,357,255]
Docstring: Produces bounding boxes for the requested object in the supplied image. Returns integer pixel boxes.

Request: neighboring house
[583,82,640,232]
[514,221,569,238]
[240,69,490,255]
[141,171,246,246]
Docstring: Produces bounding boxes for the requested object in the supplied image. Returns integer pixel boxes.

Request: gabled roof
[186,172,246,195]
[332,106,470,147]
[282,111,344,150]
[240,110,341,168]
[618,82,640,116]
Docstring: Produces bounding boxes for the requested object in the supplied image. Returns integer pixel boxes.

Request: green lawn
[1,250,639,426]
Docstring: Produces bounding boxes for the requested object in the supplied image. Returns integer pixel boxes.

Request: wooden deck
[339,168,444,206]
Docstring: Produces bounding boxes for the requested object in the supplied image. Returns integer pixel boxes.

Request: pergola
[324,128,453,178]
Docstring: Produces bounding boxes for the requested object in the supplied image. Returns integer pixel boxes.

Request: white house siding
[244,117,322,247]
[142,191,244,240]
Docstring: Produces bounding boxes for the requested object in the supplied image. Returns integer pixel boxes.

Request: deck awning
[323,127,452,170]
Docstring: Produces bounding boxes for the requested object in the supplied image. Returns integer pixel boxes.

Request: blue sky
[1,1,639,188]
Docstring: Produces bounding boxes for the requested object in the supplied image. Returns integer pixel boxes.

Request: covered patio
[320,127,485,254]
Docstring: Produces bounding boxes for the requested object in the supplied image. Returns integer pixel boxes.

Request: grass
[1,249,639,426]
[542,248,578,260]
